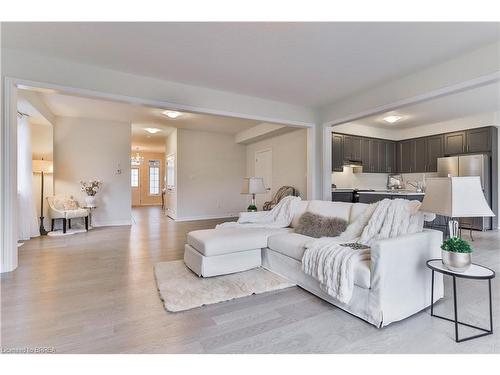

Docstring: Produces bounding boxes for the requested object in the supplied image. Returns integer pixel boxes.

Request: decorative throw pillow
[295,212,348,238]
[63,199,78,210]
[52,197,66,210]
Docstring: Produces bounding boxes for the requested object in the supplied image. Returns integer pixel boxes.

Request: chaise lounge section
[184,200,444,327]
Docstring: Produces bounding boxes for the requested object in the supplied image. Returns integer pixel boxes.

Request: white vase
[85,195,96,208]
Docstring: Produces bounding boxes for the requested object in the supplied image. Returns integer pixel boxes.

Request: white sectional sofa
[184,200,444,327]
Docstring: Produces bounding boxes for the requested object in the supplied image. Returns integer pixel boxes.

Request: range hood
[343,159,363,173]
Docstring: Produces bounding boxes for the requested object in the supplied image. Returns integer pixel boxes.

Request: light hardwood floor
[1,206,499,353]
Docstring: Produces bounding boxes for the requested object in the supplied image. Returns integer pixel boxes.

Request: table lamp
[420,176,495,238]
[241,177,267,212]
[32,159,53,235]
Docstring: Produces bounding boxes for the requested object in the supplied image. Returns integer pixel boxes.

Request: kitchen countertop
[332,188,424,195]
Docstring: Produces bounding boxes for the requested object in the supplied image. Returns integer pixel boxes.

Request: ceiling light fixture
[163,110,182,119]
[383,115,402,124]
[145,127,161,134]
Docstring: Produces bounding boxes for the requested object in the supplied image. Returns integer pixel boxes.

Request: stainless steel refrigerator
[437,154,491,230]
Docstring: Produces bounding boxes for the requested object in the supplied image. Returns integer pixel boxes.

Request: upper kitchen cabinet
[343,135,362,162]
[444,131,466,155]
[382,141,397,173]
[384,141,398,173]
[398,140,416,173]
[360,138,371,170]
[332,133,344,172]
[369,139,381,172]
[466,127,492,153]
[415,138,427,173]
[426,135,444,172]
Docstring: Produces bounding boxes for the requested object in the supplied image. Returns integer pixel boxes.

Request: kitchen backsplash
[332,167,438,189]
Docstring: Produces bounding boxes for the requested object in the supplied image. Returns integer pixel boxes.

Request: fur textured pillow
[295,212,348,238]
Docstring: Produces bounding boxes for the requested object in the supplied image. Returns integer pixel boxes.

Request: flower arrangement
[80,179,102,197]
[441,236,473,253]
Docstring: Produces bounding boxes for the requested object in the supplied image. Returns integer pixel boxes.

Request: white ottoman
[184,227,292,277]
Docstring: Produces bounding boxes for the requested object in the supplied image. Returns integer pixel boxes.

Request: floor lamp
[32,159,53,235]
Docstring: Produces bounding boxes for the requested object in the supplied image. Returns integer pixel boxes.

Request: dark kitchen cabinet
[385,141,397,173]
[358,193,424,204]
[332,191,354,202]
[369,139,381,172]
[415,138,427,172]
[343,135,362,162]
[466,127,491,153]
[426,135,444,172]
[332,134,344,172]
[444,131,466,155]
[360,138,370,170]
[358,193,392,204]
[398,140,416,173]
[333,127,494,175]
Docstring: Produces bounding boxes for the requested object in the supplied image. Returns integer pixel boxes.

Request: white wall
[31,122,53,228]
[164,129,178,219]
[53,117,131,226]
[176,129,247,220]
[246,128,308,208]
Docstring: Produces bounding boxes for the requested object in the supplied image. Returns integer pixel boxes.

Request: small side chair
[46,196,89,233]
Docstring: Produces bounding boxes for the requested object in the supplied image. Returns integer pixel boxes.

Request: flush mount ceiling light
[145,127,161,134]
[383,115,402,124]
[163,110,182,119]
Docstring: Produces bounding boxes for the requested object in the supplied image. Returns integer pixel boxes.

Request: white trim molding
[1,77,18,273]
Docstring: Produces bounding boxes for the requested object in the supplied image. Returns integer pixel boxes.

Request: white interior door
[255,148,272,208]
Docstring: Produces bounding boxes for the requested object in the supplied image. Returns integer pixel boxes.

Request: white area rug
[154,260,295,312]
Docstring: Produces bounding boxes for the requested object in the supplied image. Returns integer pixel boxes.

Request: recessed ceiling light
[383,115,402,124]
[145,127,161,134]
[163,110,182,119]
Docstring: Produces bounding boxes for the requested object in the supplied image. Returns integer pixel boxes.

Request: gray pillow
[295,212,348,238]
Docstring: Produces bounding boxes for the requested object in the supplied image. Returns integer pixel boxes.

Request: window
[131,168,139,187]
[149,160,160,195]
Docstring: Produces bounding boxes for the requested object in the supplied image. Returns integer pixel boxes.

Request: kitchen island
[357,190,425,204]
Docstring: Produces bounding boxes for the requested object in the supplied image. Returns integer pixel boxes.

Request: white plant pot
[85,195,96,208]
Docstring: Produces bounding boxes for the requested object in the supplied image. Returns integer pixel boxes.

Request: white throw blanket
[216,196,301,229]
[302,199,424,304]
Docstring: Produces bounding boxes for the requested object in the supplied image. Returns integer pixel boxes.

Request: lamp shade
[32,160,53,174]
[420,177,494,218]
[241,177,267,195]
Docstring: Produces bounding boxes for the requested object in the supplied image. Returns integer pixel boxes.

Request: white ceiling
[347,82,500,129]
[3,22,499,107]
[26,90,261,152]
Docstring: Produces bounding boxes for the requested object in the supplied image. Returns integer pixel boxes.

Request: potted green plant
[441,236,472,272]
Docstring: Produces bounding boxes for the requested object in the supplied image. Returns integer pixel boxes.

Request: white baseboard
[173,213,239,222]
[93,219,132,227]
